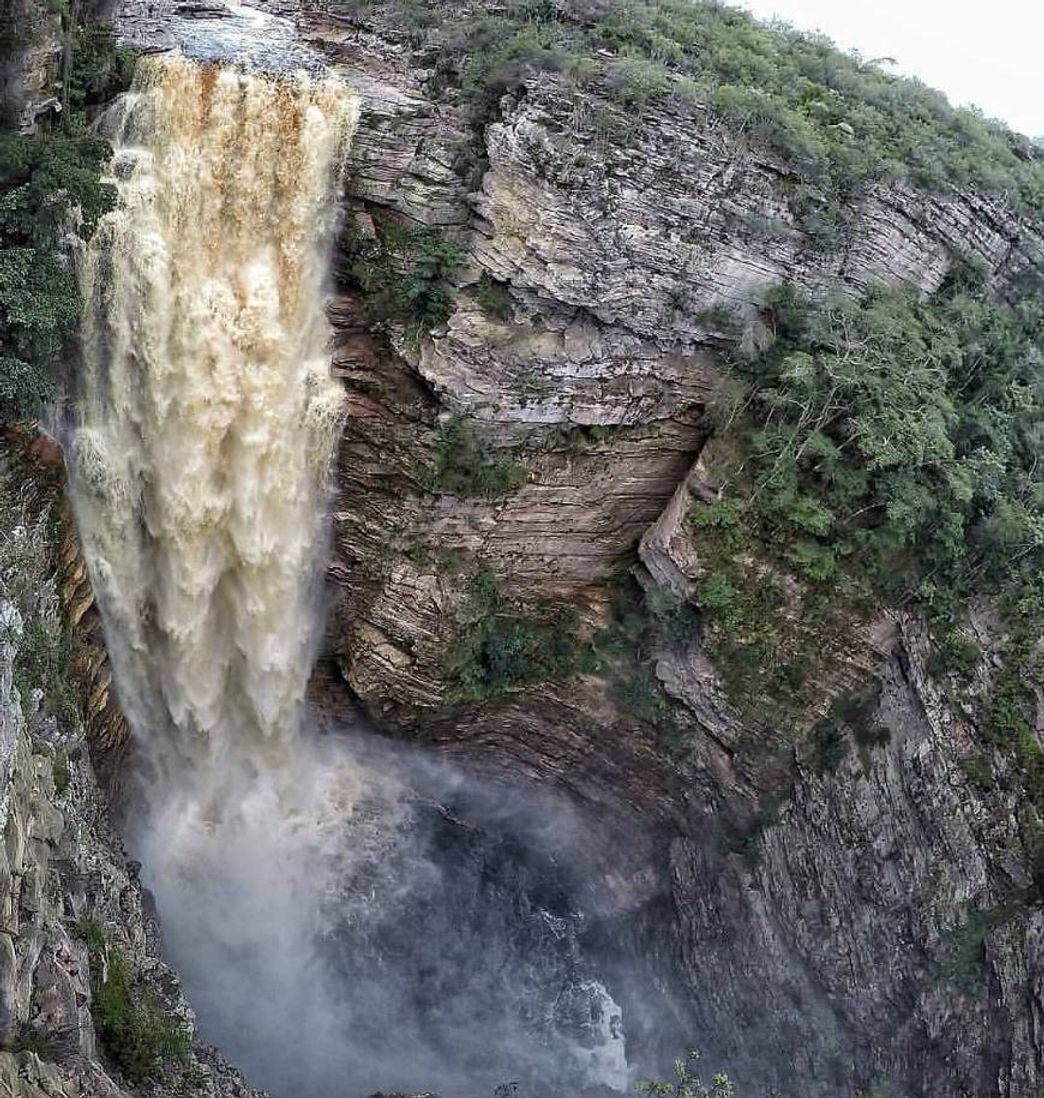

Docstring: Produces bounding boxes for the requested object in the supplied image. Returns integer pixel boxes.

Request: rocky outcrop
[0,0,61,129]
[664,619,1044,1097]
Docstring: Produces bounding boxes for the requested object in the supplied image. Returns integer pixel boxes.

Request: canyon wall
[303,12,1044,1097]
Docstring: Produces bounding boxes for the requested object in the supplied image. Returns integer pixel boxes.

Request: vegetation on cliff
[80,907,192,1086]
[0,19,131,417]
[448,569,587,699]
[341,214,465,341]
[334,0,1043,214]
[698,276,1043,617]
[691,274,1044,799]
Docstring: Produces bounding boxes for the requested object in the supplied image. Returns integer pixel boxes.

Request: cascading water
[67,43,632,1098]
[74,51,355,771]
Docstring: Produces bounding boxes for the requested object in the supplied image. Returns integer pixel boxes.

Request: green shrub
[960,757,994,792]
[13,614,82,727]
[811,716,848,774]
[92,948,190,1084]
[809,690,886,773]
[0,19,132,419]
[943,908,1009,993]
[342,216,463,339]
[695,304,743,334]
[450,570,587,699]
[475,273,513,320]
[51,748,70,794]
[426,417,529,499]
[67,23,137,111]
[637,1049,734,1097]
[593,578,693,740]
[926,630,983,680]
[699,277,1044,655]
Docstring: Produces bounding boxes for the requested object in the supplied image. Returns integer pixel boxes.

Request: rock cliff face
[0,450,261,1098]
[1,0,62,129]
[295,11,1044,1097]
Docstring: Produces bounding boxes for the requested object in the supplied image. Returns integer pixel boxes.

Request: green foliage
[91,946,190,1085]
[960,756,994,792]
[336,0,1044,215]
[926,628,983,681]
[77,915,107,956]
[692,278,1044,767]
[0,474,84,730]
[67,23,137,111]
[475,273,513,320]
[341,216,464,338]
[980,618,1044,819]
[716,806,779,870]
[695,304,743,335]
[593,579,696,740]
[707,279,1044,617]
[808,689,887,774]
[450,569,586,699]
[426,416,529,499]
[13,612,82,727]
[51,746,70,794]
[810,716,847,774]
[0,19,131,419]
[637,1049,734,1098]
[943,907,1012,992]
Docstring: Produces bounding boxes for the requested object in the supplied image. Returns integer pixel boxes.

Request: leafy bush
[51,747,70,794]
[341,216,464,338]
[593,578,695,739]
[475,273,513,319]
[637,1049,734,1097]
[692,277,1044,786]
[943,908,1010,993]
[926,629,983,680]
[0,19,132,419]
[66,23,137,111]
[426,416,529,499]
[450,570,587,700]
[95,958,190,1083]
[701,280,1044,617]
[79,916,189,1082]
[88,940,190,1085]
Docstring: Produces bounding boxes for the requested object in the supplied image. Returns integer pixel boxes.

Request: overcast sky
[733,0,1043,137]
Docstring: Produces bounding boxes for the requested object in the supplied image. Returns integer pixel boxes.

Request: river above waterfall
[171,0,328,71]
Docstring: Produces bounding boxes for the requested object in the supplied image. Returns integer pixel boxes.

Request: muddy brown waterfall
[72,53,357,770]
[62,44,633,1098]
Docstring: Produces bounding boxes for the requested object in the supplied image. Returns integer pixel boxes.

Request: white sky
[732,0,1044,137]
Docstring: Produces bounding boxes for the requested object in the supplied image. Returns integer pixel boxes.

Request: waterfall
[73,53,357,775]
[66,48,632,1098]
[67,51,374,1093]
